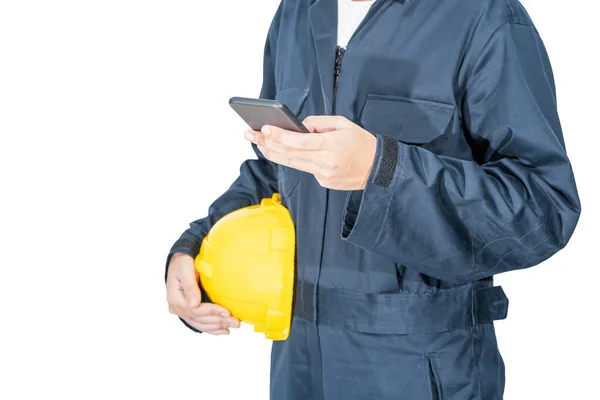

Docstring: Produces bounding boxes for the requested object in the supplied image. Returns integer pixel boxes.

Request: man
[166,0,581,398]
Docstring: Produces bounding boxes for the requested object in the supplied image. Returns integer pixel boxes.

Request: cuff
[171,236,202,259]
[342,190,363,238]
[341,135,403,249]
[165,234,202,281]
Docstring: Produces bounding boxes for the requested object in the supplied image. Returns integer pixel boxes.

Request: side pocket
[425,356,444,400]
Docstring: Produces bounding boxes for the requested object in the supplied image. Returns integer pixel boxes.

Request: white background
[0,1,598,399]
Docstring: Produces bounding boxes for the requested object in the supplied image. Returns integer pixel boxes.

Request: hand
[166,252,240,335]
[244,116,377,190]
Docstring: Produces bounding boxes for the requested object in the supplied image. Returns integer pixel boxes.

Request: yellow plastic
[194,193,295,340]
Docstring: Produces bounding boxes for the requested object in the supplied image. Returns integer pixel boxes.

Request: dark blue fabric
[293,279,507,335]
[168,0,580,398]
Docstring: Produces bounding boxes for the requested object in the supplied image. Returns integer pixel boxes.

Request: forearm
[342,135,580,284]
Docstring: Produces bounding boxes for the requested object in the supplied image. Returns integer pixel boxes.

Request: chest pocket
[275,87,310,197]
[359,94,455,145]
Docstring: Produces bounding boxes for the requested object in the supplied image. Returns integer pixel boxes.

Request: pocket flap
[360,94,455,144]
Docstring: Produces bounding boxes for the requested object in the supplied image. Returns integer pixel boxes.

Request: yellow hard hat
[194,193,295,340]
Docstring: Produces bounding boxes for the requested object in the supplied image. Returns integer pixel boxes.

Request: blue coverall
[167,1,581,398]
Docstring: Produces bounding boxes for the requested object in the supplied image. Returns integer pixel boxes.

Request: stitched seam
[502,0,516,19]
[464,21,533,97]
[295,318,461,335]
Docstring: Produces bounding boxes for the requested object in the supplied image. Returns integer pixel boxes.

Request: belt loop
[474,286,509,325]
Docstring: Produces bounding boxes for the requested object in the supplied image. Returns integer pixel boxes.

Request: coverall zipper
[313,48,344,324]
[333,46,345,113]
[316,1,379,312]
[314,0,383,325]
[332,0,382,111]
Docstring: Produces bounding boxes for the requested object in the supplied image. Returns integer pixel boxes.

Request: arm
[165,3,283,332]
[342,23,581,284]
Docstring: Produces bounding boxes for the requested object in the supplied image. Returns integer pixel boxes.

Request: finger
[257,141,326,163]
[258,146,322,175]
[179,264,201,308]
[262,125,326,151]
[228,318,241,328]
[246,128,291,150]
[252,132,319,157]
[167,290,195,316]
[189,315,240,330]
[246,126,327,154]
[188,313,240,327]
[182,318,229,334]
[187,315,226,324]
[206,329,231,336]
[192,318,230,331]
[190,303,233,318]
[246,127,295,149]
[196,323,226,332]
[181,279,201,308]
[244,129,266,146]
[303,115,351,133]
[189,311,240,327]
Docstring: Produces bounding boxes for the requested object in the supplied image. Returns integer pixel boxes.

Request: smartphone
[229,97,309,133]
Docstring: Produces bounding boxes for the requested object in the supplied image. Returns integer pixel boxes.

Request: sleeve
[341,22,581,285]
[165,3,283,332]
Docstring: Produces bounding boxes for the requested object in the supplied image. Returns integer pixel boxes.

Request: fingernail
[261,126,271,136]
[244,131,254,141]
[229,321,237,328]
[188,296,197,307]
[220,312,229,318]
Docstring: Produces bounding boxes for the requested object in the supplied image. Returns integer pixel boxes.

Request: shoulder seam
[502,0,516,20]
[473,21,533,65]
[501,0,534,25]
[462,21,535,97]
[472,21,511,66]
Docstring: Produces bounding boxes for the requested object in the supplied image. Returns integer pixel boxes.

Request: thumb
[183,279,201,308]
[181,262,201,308]
[303,115,349,133]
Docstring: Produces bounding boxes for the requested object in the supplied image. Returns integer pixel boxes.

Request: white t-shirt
[337,0,374,48]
